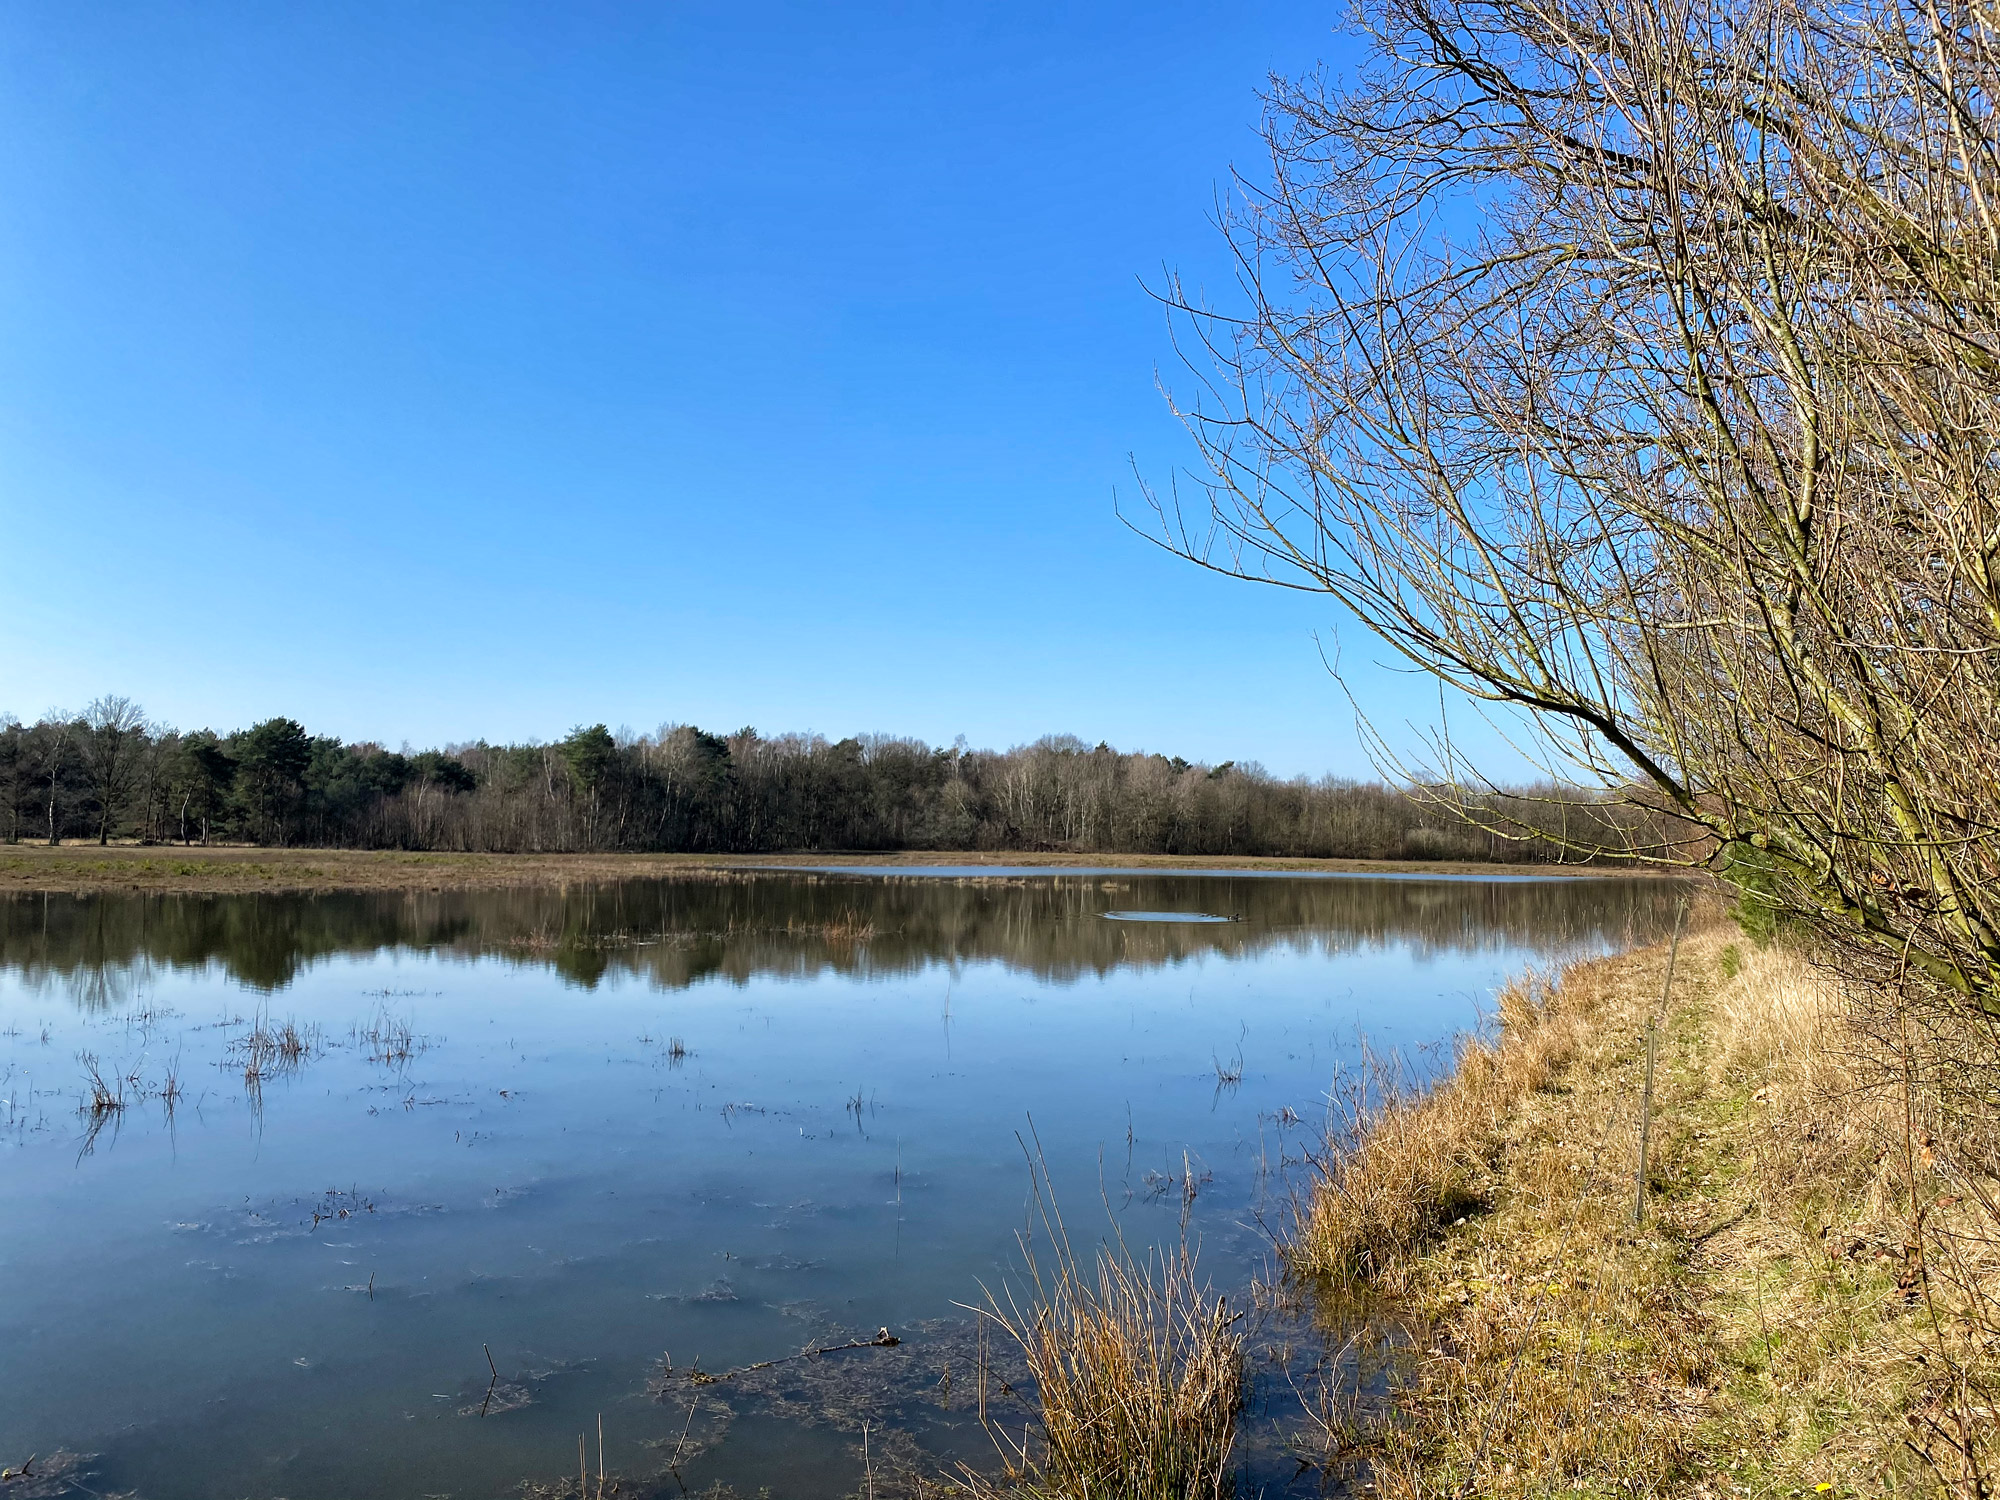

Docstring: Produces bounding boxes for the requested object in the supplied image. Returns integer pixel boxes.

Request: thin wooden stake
[1635,1017,1659,1224]
[1635,905,1685,1225]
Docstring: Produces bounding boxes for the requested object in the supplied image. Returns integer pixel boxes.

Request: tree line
[0,697,1654,860]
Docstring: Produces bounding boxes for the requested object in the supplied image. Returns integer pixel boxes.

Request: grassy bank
[0,843,1657,896]
[1293,923,2000,1497]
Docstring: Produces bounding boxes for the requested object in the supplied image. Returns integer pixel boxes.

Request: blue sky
[0,2,1510,779]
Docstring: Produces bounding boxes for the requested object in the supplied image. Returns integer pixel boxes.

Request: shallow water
[0,870,1682,1499]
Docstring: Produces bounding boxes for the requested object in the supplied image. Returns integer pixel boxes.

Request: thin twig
[681,1329,901,1386]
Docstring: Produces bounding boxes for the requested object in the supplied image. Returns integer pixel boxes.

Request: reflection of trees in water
[0,873,1693,1001]
[14,957,157,1013]
[0,893,176,1011]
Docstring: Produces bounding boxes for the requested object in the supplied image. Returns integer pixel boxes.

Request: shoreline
[0,844,1679,897]
[1299,922,1991,1495]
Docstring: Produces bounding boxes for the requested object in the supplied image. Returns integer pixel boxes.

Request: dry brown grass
[967,1245,1244,1500]
[1705,945,2000,1497]
[1286,924,2000,1498]
[961,1160,1245,1500]
[1287,967,1592,1286]
[1321,936,1717,1496]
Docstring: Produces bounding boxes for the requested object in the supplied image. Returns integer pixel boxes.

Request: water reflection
[0,869,1686,1002]
[0,870,1690,1500]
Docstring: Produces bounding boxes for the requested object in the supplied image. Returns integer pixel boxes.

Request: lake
[0,869,1683,1499]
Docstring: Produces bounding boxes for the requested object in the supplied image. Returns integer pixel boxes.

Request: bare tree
[1148,0,2000,1013]
[82,695,149,845]
[32,711,77,845]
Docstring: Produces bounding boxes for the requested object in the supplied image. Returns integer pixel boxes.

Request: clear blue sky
[0,2,1513,779]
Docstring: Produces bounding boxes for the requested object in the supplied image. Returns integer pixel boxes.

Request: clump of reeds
[354,1005,425,1066]
[1140,1152,1210,1212]
[970,1245,1243,1500]
[963,1151,1244,1500]
[156,1057,184,1117]
[516,1417,625,1498]
[231,1012,317,1085]
[78,1051,126,1117]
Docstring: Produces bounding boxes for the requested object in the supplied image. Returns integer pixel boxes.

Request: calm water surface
[0,870,1682,1499]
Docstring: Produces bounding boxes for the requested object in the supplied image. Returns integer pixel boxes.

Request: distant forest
[0,698,1658,862]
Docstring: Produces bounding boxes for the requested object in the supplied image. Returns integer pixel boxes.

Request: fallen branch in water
[672,1328,901,1386]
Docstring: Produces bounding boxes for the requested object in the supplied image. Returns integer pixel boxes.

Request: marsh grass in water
[352,1004,427,1067]
[503,914,878,961]
[961,1150,1245,1500]
[793,911,876,943]
[155,1056,182,1118]
[228,1010,319,1086]
[76,1051,126,1119]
